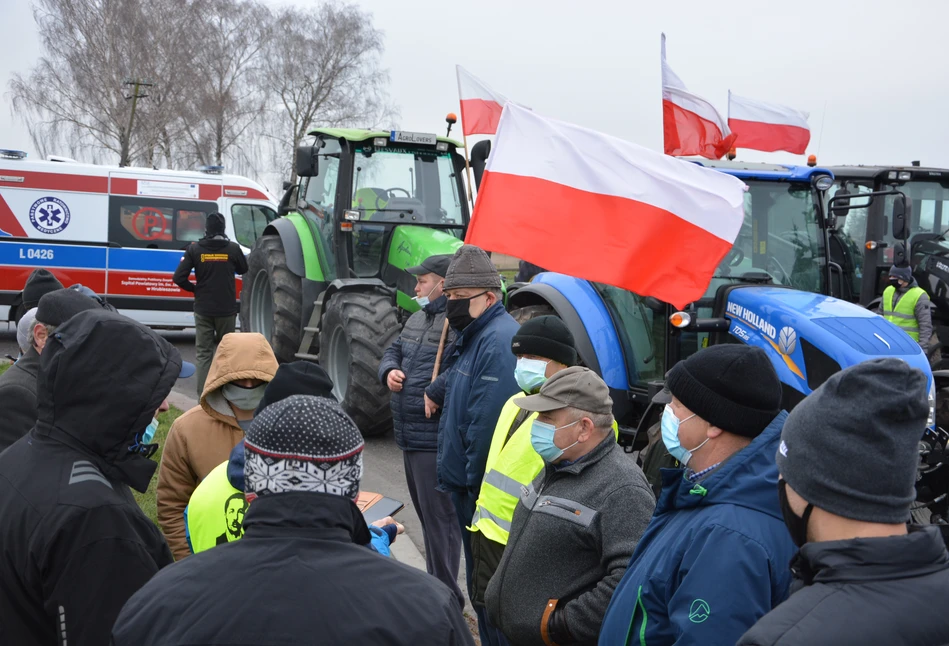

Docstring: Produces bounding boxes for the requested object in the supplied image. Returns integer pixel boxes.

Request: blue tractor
[497,160,948,524]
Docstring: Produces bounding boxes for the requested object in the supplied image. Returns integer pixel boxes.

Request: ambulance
[0,150,279,328]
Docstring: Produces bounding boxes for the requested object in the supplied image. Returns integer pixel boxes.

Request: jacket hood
[35,309,182,492]
[243,490,372,546]
[658,410,789,520]
[201,332,278,425]
[200,236,230,250]
[796,525,949,585]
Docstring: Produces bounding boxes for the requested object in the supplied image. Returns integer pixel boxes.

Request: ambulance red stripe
[0,170,108,194]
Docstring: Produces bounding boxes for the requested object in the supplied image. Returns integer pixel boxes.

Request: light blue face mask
[661,405,709,467]
[530,419,580,463]
[142,417,160,444]
[515,358,549,393]
[413,281,442,308]
[222,383,267,411]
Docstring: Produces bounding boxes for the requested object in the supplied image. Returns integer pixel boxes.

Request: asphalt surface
[0,324,469,599]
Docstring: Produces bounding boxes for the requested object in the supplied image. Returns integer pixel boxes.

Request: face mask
[129,417,160,459]
[530,419,580,463]
[222,382,267,411]
[143,417,160,444]
[413,282,442,308]
[446,292,487,332]
[515,358,550,393]
[889,278,902,288]
[778,479,813,547]
[661,405,710,467]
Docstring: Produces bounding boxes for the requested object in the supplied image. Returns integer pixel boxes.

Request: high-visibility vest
[471,394,619,545]
[882,285,925,341]
[185,460,247,555]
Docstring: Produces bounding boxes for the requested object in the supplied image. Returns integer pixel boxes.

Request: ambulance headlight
[928,379,936,428]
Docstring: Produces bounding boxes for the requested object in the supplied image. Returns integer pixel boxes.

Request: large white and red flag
[728,91,810,154]
[456,65,512,136]
[467,104,746,308]
[661,34,736,159]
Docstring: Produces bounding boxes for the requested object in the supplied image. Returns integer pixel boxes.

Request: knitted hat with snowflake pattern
[243,394,364,501]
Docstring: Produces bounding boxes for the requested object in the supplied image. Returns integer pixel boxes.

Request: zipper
[538,499,580,515]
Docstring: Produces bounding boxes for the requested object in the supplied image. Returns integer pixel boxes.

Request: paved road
[0,324,468,597]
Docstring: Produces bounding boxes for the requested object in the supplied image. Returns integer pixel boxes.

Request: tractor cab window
[350,145,465,278]
[595,284,666,389]
[302,143,342,281]
[721,180,824,293]
[885,181,949,246]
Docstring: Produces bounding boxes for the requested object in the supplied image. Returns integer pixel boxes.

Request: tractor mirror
[470,140,492,190]
[831,187,850,220]
[892,196,911,241]
[893,242,907,267]
[282,181,293,191]
[295,146,320,178]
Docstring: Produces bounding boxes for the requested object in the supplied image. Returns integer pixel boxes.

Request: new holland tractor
[491,159,949,524]
[240,127,468,436]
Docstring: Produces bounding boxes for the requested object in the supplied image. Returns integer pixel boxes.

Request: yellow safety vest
[185,460,247,555]
[882,285,925,341]
[471,394,619,545]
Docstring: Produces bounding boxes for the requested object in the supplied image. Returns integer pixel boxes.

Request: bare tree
[259,2,392,182]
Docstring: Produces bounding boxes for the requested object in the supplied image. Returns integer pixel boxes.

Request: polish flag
[456,65,512,137]
[728,91,811,154]
[661,34,736,159]
[467,104,746,309]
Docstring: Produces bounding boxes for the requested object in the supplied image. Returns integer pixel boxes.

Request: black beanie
[206,212,226,236]
[254,361,336,415]
[666,344,781,437]
[36,288,100,327]
[778,358,927,524]
[21,269,65,313]
[511,316,577,367]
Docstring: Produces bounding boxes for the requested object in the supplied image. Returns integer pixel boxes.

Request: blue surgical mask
[413,282,442,308]
[530,419,580,463]
[222,383,267,411]
[661,405,709,467]
[143,417,160,444]
[515,358,550,393]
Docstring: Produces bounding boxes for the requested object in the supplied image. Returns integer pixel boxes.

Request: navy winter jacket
[598,412,796,646]
[436,302,519,495]
[378,296,455,451]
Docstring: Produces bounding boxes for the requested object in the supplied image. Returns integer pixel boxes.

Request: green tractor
[240,127,468,436]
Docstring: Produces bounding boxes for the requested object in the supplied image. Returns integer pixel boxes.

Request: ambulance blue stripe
[107,248,186,272]
[0,242,107,269]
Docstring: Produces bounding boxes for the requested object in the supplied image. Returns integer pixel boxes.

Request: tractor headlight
[814,175,833,191]
[928,379,936,428]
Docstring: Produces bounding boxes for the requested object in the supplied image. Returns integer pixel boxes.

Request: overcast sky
[3,0,948,169]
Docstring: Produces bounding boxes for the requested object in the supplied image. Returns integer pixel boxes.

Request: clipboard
[357,491,405,526]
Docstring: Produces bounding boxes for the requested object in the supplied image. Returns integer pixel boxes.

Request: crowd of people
[0,231,948,645]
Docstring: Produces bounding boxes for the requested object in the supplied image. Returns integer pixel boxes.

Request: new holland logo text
[726,302,777,339]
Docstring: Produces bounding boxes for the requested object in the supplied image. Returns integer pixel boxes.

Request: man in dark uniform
[174,212,248,396]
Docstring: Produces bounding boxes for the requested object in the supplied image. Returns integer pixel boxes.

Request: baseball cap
[514,366,613,415]
[179,361,196,379]
[407,254,453,278]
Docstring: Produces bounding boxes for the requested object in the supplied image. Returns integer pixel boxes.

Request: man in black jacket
[739,358,949,646]
[173,212,248,395]
[0,308,193,646]
[113,394,474,646]
[378,252,463,608]
[0,288,99,452]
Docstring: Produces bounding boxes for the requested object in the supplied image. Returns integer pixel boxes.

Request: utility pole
[120,78,153,167]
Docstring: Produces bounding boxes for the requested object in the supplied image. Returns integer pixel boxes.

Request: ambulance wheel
[319,289,400,437]
[241,235,302,363]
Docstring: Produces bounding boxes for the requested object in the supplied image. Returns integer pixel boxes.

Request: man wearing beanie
[378,252,465,607]
[0,288,99,451]
[114,395,475,646]
[739,358,949,645]
[13,267,64,324]
[469,316,582,619]
[599,344,797,646]
[878,264,933,353]
[173,211,248,396]
[437,244,519,645]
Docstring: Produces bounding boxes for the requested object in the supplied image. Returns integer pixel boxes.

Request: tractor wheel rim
[250,269,273,342]
[327,325,350,402]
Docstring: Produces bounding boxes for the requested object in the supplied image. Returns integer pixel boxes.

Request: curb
[164,388,429,570]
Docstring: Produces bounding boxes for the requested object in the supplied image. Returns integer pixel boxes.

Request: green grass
[0,362,10,376]
[133,405,184,525]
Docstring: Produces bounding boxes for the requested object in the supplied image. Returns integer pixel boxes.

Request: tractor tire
[240,235,302,363]
[510,304,555,325]
[320,289,400,437]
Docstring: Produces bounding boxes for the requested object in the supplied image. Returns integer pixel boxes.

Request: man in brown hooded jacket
[157,332,278,560]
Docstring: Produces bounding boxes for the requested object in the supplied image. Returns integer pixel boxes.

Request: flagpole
[455,66,476,205]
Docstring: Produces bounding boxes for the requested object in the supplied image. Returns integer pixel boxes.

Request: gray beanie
[443,245,502,291]
[17,307,38,353]
[777,358,928,524]
[889,265,913,283]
